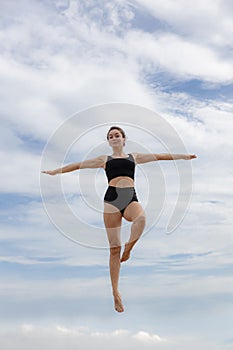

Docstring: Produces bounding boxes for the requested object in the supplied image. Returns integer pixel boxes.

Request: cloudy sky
[1,0,233,348]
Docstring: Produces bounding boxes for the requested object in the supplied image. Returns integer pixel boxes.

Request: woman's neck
[111,147,127,158]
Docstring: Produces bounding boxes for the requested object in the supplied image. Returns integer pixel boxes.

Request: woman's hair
[106,126,126,140]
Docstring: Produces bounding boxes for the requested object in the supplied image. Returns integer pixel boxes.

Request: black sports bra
[105,153,135,183]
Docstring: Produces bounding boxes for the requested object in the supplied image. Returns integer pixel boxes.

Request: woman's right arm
[41,155,106,176]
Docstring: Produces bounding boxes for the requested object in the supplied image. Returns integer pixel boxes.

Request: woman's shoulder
[100,154,109,167]
[99,155,109,162]
[89,155,109,168]
[130,152,137,161]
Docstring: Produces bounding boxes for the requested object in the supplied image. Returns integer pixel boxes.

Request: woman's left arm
[134,153,197,164]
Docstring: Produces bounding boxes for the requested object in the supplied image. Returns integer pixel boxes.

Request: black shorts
[104,186,138,215]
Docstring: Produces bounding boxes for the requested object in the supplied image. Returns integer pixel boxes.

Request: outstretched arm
[134,153,197,164]
[41,155,106,175]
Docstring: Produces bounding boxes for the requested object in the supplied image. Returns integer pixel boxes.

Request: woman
[42,126,197,313]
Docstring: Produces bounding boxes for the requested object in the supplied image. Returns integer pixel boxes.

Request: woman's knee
[134,213,146,226]
[110,245,121,256]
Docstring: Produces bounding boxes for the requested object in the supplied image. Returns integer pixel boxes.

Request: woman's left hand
[184,154,197,160]
[41,169,59,175]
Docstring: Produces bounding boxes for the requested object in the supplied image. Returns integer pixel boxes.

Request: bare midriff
[108,176,134,188]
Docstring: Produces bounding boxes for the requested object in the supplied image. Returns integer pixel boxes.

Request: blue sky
[0,0,233,349]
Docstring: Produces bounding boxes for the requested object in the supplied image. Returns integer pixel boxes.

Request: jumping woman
[42,126,197,313]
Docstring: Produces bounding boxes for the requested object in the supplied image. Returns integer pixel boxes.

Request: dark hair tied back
[107,126,126,140]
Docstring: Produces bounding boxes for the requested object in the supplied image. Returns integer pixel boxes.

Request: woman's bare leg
[104,203,124,312]
[121,202,146,262]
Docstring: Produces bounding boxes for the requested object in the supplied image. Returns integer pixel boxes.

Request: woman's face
[108,129,125,148]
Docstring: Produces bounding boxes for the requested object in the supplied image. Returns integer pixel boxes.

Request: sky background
[0,0,233,349]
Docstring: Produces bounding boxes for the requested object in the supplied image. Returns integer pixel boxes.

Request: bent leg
[121,201,146,262]
[103,203,124,312]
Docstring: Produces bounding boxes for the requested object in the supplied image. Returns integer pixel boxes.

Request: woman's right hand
[41,169,59,175]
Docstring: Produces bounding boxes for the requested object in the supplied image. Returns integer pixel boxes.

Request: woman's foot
[113,292,124,312]
[120,242,133,262]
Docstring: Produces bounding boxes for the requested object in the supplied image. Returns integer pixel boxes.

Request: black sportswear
[104,153,135,183]
[104,186,138,215]
[104,154,138,215]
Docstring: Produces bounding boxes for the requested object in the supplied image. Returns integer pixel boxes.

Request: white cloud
[123,31,233,82]
[134,0,233,48]
[1,255,233,303]
[132,330,165,343]
[0,277,110,301]
[0,0,232,169]
[0,324,222,350]
[0,147,42,195]
[1,0,232,141]
[0,56,63,140]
